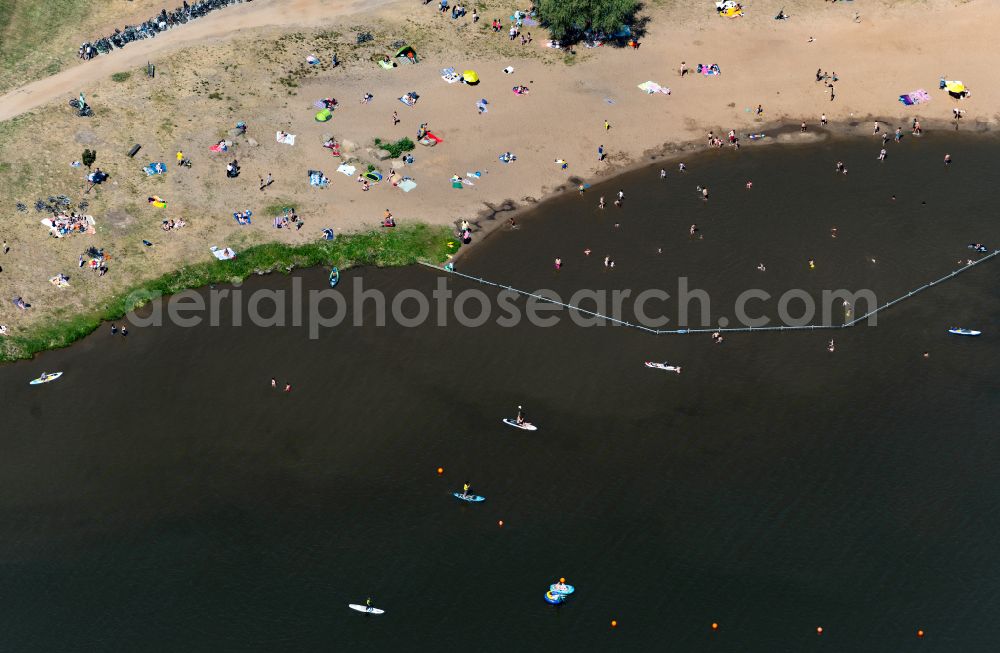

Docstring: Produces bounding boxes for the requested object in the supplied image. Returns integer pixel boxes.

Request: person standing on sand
[604,120,611,131]
[680,61,689,77]
[756,104,763,116]
[393,111,399,125]
[598,144,604,161]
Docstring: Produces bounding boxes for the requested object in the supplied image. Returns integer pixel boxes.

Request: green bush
[110,71,131,82]
[373,137,415,158]
[536,0,638,41]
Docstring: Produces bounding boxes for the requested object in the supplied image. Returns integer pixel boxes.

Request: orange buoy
[560,577,566,584]
[611,620,617,628]
[917,630,925,638]
[437,467,443,475]
[816,627,824,635]
[711,622,719,631]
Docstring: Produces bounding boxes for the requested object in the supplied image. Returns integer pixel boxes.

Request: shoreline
[6,123,994,363]
[0,223,453,362]
[453,121,998,265]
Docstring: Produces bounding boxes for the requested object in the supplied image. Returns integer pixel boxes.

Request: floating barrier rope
[420,249,998,334]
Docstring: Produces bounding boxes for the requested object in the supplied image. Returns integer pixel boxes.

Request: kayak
[29,372,63,385]
[348,604,385,615]
[645,362,681,373]
[502,418,538,431]
[453,492,485,502]
[544,590,566,605]
[549,583,575,595]
[329,267,340,287]
[948,328,981,336]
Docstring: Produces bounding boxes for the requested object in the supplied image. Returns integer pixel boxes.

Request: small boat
[948,327,981,336]
[29,372,63,385]
[329,267,340,288]
[453,492,485,503]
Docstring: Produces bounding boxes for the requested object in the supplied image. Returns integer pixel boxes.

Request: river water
[1,134,997,651]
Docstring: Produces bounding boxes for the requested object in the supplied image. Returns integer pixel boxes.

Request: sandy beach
[0,0,997,347]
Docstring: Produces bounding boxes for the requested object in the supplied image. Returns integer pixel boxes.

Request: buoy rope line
[419,249,998,334]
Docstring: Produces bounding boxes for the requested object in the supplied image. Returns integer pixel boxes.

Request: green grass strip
[2,223,459,362]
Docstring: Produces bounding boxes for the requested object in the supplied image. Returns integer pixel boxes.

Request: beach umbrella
[462,70,480,84]
[944,81,965,94]
[315,108,333,122]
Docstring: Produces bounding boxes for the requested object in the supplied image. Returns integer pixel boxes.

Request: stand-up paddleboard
[348,604,385,615]
[453,492,485,502]
[549,583,575,595]
[948,328,981,336]
[29,372,63,385]
[329,267,340,288]
[645,361,681,373]
[502,418,538,431]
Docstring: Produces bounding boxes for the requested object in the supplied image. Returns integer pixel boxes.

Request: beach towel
[638,81,671,95]
[400,92,419,107]
[441,67,460,83]
[898,89,931,106]
[503,66,514,74]
[209,142,228,153]
[276,132,296,145]
[698,64,721,76]
[143,162,167,176]
[309,170,329,187]
[306,54,320,65]
[210,246,237,260]
[466,171,482,179]
[49,276,70,288]
[398,179,417,193]
[420,132,444,146]
[337,163,357,176]
[148,195,167,208]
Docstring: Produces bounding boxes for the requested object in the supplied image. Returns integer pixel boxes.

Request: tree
[536,0,639,41]
[82,149,97,169]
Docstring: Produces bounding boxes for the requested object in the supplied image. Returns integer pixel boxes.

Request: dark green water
[1,135,997,651]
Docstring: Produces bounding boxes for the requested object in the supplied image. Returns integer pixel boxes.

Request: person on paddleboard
[366,597,374,611]
[462,483,472,498]
[516,405,525,425]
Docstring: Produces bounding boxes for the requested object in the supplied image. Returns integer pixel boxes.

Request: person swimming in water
[598,196,605,209]
[757,263,766,272]
[554,257,562,270]
[827,339,835,352]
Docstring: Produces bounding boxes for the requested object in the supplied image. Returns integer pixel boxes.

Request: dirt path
[0,0,397,123]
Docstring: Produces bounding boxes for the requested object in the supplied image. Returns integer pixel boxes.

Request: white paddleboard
[453,492,486,502]
[29,372,63,385]
[502,418,538,431]
[348,604,385,615]
[948,328,981,336]
[645,362,681,373]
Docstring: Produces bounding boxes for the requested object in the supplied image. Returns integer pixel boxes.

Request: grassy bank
[1,223,457,362]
